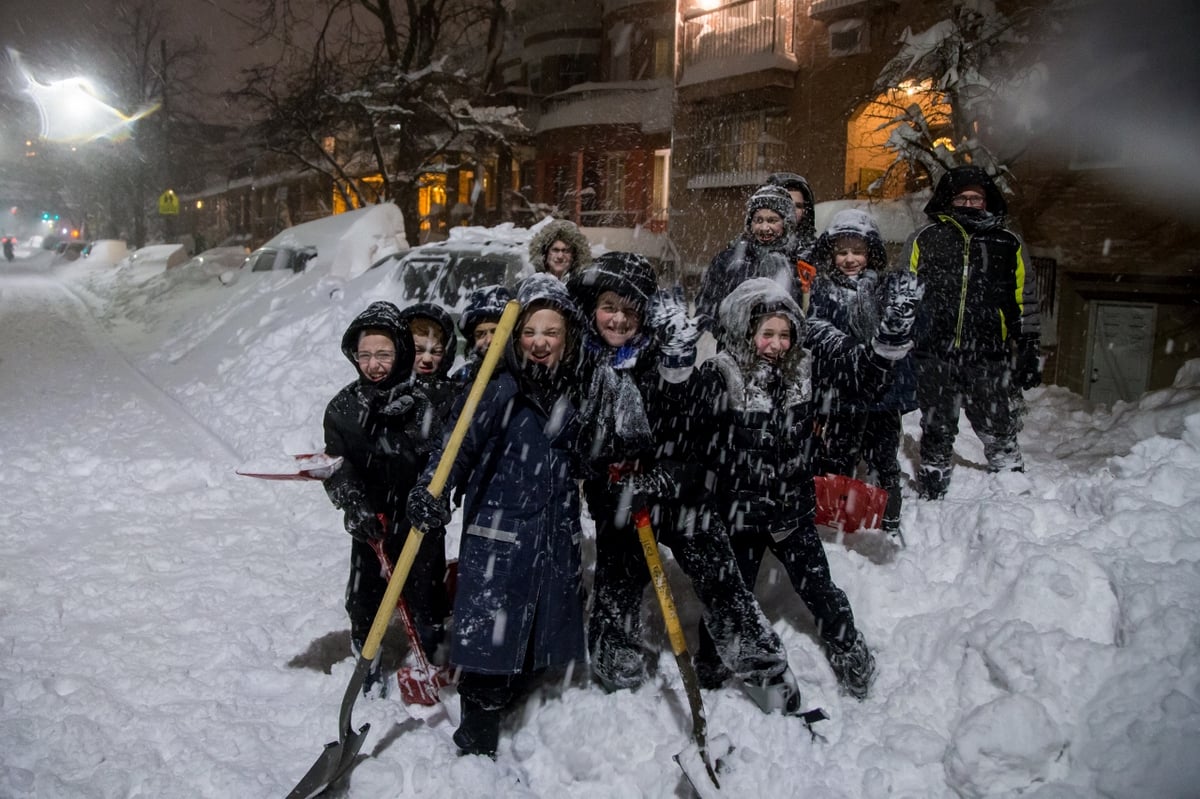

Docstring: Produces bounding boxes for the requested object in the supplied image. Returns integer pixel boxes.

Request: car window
[434,255,509,305]
[395,255,448,301]
[249,250,277,272]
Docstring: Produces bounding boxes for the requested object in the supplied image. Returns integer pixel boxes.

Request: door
[1086,302,1156,406]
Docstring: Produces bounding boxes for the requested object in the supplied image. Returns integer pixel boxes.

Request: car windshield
[438,256,510,305]
[395,256,446,301]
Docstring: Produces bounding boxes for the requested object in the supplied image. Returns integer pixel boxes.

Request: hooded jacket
[685,278,893,533]
[905,166,1039,360]
[323,302,435,534]
[422,273,586,674]
[766,171,817,258]
[695,185,802,327]
[528,219,592,281]
[808,210,916,413]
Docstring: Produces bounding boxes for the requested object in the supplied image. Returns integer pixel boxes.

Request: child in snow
[451,285,513,385]
[399,303,459,415]
[406,274,587,758]
[529,219,591,282]
[568,252,802,712]
[684,274,921,699]
[808,209,918,541]
[321,301,457,695]
[695,184,802,329]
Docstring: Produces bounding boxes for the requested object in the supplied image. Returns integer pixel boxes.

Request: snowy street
[2,251,1200,798]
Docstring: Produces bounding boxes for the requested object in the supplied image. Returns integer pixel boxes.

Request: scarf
[578,333,655,464]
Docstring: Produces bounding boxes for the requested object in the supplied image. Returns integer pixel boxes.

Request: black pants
[585,480,784,679]
[345,530,449,656]
[814,409,905,529]
[915,355,1024,494]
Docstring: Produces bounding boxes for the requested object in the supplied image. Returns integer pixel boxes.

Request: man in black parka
[904,166,1041,499]
[322,301,454,694]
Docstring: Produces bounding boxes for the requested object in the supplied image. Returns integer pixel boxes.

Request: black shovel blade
[286,722,370,799]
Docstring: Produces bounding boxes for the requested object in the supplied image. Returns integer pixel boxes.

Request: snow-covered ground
[2,234,1198,799]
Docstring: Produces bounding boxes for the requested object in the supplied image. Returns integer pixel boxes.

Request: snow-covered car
[83,240,130,267]
[244,245,318,273]
[374,225,535,316]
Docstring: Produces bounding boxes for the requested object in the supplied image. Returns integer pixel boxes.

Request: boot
[826,631,875,700]
[453,696,501,758]
[694,651,732,690]
[741,664,802,715]
[592,639,647,692]
[916,466,951,500]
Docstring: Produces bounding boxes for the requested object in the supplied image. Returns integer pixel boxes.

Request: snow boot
[826,631,875,700]
[592,641,648,692]
[453,696,501,759]
[742,664,803,715]
[916,466,951,501]
[350,637,388,699]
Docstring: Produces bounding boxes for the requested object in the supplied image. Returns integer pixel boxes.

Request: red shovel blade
[397,665,454,706]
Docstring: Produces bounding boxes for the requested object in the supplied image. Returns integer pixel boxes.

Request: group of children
[317,194,937,759]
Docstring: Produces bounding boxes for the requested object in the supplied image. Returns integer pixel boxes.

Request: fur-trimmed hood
[528,219,592,280]
[713,278,811,410]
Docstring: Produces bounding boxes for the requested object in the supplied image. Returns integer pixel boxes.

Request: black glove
[406,486,450,535]
[647,287,701,369]
[874,271,924,354]
[344,506,384,542]
[1013,336,1042,390]
[617,464,678,505]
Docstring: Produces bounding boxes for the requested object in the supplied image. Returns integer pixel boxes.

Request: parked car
[179,246,252,278]
[83,240,129,267]
[244,245,318,273]
[373,236,533,317]
[54,240,90,262]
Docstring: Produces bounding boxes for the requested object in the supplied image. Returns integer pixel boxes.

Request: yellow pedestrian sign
[158,190,180,216]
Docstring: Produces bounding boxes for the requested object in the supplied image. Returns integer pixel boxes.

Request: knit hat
[459,284,512,340]
[745,184,797,231]
[568,251,658,318]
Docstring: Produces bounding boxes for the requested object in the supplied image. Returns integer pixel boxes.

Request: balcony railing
[682,0,793,71]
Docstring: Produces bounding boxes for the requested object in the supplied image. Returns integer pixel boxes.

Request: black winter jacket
[686,279,892,534]
[904,167,1038,360]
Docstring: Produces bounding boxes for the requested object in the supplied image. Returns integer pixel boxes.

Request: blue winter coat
[429,371,586,675]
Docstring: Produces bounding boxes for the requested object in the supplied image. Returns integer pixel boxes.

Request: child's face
[833,236,868,277]
[545,240,574,278]
[594,290,641,348]
[472,321,499,356]
[754,315,792,363]
[355,332,397,383]
[750,210,785,244]
[520,308,567,368]
[412,328,446,376]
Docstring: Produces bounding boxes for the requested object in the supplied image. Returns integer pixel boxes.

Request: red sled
[813,474,888,534]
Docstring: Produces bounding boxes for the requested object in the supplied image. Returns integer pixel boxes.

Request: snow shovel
[286,298,520,799]
[631,506,722,791]
[368,536,454,707]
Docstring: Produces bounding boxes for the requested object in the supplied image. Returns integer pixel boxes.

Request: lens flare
[11,49,158,144]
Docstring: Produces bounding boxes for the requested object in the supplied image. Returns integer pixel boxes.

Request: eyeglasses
[355,350,396,364]
[952,192,987,208]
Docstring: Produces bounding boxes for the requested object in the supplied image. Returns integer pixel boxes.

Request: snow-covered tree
[869,0,1063,194]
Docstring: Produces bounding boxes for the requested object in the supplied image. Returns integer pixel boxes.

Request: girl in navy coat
[407,273,586,758]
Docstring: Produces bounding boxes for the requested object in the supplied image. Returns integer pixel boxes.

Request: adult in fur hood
[681,276,929,699]
[695,184,802,329]
[406,274,587,758]
[528,219,592,281]
[808,209,917,540]
[904,165,1041,499]
[321,301,453,696]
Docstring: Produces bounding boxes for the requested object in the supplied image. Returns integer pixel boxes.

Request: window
[604,154,627,209]
[652,150,671,224]
[691,110,787,184]
[829,18,867,57]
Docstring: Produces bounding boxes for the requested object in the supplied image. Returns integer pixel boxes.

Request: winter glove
[873,270,925,358]
[344,506,385,542]
[647,287,702,370]
[1013,335,1042,390]
[406,486,450,536]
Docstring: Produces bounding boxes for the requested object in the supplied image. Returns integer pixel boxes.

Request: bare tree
[235,0,524,243]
